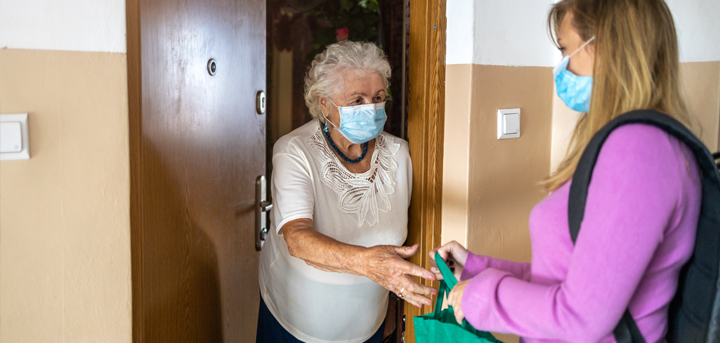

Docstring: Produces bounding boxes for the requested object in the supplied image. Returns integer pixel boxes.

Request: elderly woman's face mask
[323,99,387,144]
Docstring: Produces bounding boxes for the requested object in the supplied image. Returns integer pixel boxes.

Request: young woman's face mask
[322,99,387,144]
[553,36,595,113]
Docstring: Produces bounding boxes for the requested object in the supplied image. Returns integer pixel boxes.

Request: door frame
[125,0,143,340]
[405,0,446,341]
[126,0,446,341]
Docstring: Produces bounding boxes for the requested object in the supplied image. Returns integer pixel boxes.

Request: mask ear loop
[320,99,340,131]
[569,36,595,58]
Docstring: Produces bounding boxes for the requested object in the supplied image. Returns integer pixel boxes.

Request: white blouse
[259,119,412,343]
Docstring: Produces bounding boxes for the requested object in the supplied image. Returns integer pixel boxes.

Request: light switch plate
[497,108,520,139]
[1,113,30,160]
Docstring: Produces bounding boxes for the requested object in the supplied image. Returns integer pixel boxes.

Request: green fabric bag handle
[435,252,458,290]
[433,252,481,332]
[414,253,502,342]
[433,281,447,319]
[433,252,458,319]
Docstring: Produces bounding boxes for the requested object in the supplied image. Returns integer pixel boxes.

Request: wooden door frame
[127,0,446,341]
[405,0,446,341]
[126,0,143,341]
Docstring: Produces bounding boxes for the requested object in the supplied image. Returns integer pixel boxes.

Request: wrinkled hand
[429,241,468,281]
[361,244,437,308]
[447,279,470,323]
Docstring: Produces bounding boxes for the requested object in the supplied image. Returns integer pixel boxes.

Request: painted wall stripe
[446,0,475,65]
[473,0,557,67]
[668,0,720,63]
[447,0,720,66]
[0,0,126,53]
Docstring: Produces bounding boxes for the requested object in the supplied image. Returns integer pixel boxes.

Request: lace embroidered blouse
[258,119,412,343]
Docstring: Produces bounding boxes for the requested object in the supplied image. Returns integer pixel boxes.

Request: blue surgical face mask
[553,36,595,113]
[322,99,387,144]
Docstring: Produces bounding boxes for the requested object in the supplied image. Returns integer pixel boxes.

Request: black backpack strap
[613,311,647,343]
[568,109,720,343]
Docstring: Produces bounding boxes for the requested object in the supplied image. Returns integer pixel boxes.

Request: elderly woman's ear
[318,96,331,116]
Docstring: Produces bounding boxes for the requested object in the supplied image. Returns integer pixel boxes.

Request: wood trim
[405,0,446,341]
[125,0,143,342]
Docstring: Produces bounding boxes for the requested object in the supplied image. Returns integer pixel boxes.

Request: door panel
[132,0,265,341]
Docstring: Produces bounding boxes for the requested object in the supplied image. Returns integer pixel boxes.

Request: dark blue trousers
[256,296,386,343]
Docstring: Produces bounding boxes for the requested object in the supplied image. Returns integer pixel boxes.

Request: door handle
[255,175,272,251]
[256,91,266,115]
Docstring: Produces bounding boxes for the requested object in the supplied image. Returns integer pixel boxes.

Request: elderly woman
[257,41,436,343]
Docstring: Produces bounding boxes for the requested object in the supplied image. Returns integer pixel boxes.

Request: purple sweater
[460,124,702,343]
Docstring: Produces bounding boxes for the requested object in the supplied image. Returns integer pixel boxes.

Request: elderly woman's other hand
[361,244,438,308]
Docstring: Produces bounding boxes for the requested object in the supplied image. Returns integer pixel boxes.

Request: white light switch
[504,114,519,134]
[1,122,22,152]
[497,108,520,139]
[1,113,30,160]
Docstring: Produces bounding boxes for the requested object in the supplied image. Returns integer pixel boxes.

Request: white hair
[303,41,392,121]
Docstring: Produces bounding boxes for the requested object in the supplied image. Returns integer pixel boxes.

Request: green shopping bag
[413,253,502,343]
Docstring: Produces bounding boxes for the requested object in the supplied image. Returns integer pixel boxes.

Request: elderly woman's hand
[283,220,437,308]
[360,244,438,308]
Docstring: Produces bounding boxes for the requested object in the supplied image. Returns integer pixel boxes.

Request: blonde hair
[304,41,391,121]
[544,0,691,191]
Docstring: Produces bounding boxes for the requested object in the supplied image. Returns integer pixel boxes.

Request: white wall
[472,0,558,67]
[446,0,720,66]
[445,0,475,65]
[667,0,720,63]
[0,0,127,53]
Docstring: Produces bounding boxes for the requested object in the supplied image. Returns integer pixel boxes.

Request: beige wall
[682,61,720,151]
[441,65,473,246]
[443,64,555,343]
[443,64,554,259]
[465,65,553,262]
[0,49,131,342]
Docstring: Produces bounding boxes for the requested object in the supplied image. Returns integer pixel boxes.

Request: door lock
[255,175,272,251]
[207,58,217,76]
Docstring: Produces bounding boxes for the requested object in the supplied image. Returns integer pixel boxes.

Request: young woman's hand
[429,241,468,281]
[447,279,470,323]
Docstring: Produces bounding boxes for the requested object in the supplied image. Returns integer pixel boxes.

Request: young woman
[430,0,701,341]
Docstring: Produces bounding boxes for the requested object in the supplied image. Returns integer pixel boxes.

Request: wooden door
[127,0,266,342]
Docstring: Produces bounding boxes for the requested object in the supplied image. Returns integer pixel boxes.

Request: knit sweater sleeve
[460,252,531,282]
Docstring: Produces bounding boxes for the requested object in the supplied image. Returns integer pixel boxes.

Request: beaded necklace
[321,122,369,164]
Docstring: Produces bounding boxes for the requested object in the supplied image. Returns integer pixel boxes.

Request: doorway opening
[264,1,410,341]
